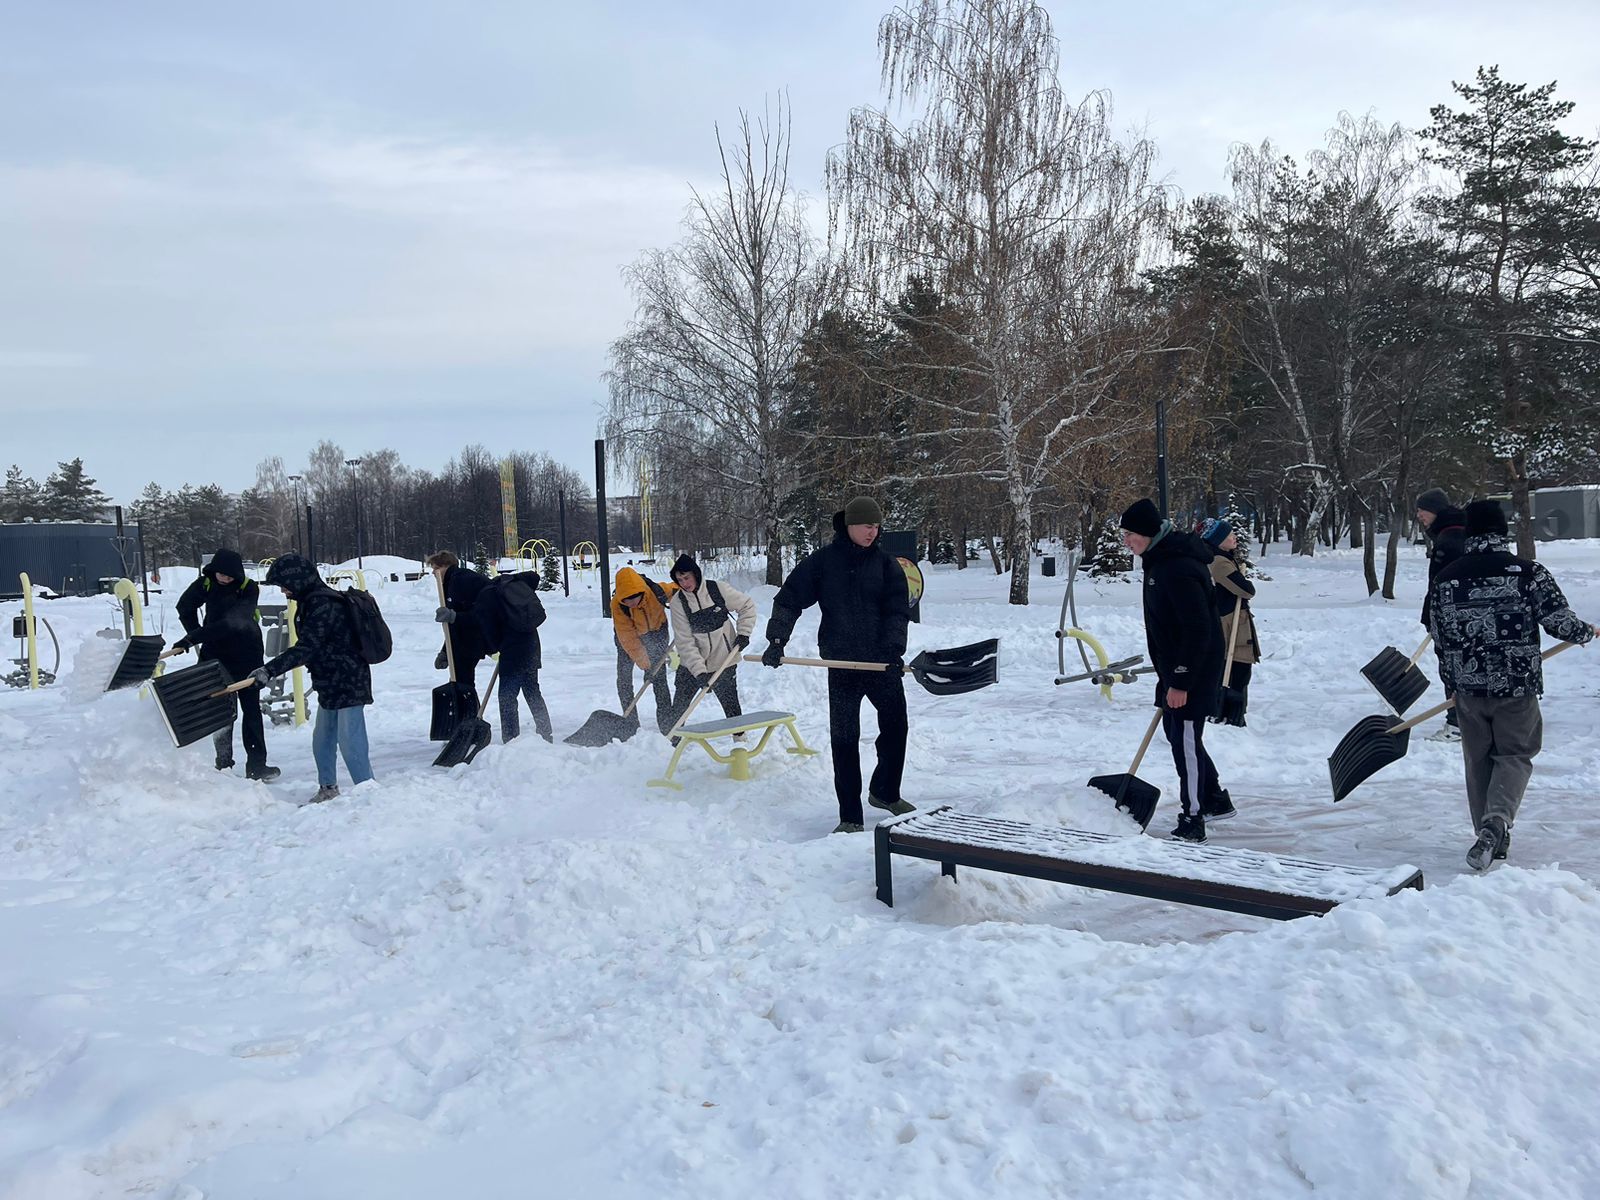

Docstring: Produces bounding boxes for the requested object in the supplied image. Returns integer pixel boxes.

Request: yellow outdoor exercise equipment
[647,710,818,790]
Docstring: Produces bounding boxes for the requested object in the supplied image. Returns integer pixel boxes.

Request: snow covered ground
[3,539,1600,1199]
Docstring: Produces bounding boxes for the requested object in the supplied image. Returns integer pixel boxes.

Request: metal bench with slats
[874,806,1423,920]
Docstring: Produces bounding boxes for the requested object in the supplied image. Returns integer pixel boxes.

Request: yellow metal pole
[19,572,39,689]
[287,598,307,726]
[112,577,145,635]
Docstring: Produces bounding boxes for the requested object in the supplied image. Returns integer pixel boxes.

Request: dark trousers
[1455,692,1542,833]
[828,667,908,824]
[213,684,267,768]
[669,664,742,729]
[616,633,673,732]
[1162,708,1223,816]
[499,664,552,743]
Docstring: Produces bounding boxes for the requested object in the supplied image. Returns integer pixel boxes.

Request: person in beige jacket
[1200,518,1260,726]
[666,552,758,729]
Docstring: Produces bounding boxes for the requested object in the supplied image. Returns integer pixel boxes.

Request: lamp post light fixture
[287,474,304,553]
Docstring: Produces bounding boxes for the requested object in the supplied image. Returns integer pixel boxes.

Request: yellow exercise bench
[647,709,818,790]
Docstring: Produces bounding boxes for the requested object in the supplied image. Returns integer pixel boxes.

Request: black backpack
[498,575,542,635]
[341,590,394,664]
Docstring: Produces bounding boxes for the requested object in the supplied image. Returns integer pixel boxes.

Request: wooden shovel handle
[1384,641,1577,734]
[1127,708,1164,775]
[741,654,900,673]
[477,663,500,718]
[207,678,257,698]
[436,571,458,683]
[667,644,740,738]
[1221,608,1243,689]
[620,655,669,719]
[1406,633,1433,668]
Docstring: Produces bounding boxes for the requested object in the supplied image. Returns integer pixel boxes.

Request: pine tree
[1,465,43,522]
[1085,517,1133,578]
[541,546,560,590]
[1221,494,1265,579]
[41,457,110,521]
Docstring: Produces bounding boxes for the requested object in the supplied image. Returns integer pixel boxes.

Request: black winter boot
[1170,812,1207,843]
[246,762,281,782]
[1201,790,1237,821]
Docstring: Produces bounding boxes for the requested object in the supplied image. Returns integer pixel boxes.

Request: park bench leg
[782,720,819,757]
[874,824,894,907]
[647,739,692,790]
[942,861,957,882]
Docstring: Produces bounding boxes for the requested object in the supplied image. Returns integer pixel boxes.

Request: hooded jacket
[1207,548,1260,666]
[262,554,372,709]
[1430,533,1594,697]
[610,567,678,670]
[474,572,546,670]
[1138,524,1225,718]
[1420,505,1468,628]
[174,549,264,674]
[670,568,758,678]
[765,513,911,663]
[439,564,492,663]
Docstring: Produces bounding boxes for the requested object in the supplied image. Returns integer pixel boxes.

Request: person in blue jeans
[254,555,377,802]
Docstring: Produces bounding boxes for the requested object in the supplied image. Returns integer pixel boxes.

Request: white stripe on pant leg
[1181,720,1201,815]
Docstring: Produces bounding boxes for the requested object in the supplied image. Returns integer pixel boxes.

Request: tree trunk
[984,533,1002,574]
[1381,504,1402,601]
[1361,508,1378,595]
[1008,500,1032,606]
[1509,449,1536,561]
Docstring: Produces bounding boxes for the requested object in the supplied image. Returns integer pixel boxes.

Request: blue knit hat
[1200,518,1233,548]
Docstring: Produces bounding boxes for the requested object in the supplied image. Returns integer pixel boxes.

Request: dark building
[0,521,143,599]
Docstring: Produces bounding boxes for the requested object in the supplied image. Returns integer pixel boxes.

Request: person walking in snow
[610,566,678,735]
[1200,518,1260,727]
[1120,498,1232,841]
[1429,500,1598,871]
[666,553,757,730]
[427,550,491,696]
[254,554,375,803]
[474,570,552,743]
[1416,487,1468,740]
[760,496,914,834]
[170,547,280,781]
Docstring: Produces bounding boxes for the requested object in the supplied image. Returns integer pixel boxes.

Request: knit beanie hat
[1119,498,1163,538]
[1415,488,1450,516]
[843,496,884,526]
[670,553,702,585]
[1200,518,1233,548]
[1464,499,1509,538]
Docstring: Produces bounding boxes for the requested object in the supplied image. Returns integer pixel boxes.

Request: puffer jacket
[1138,523,1225,718]
[766,513,910,663]
[174,549,264,675]
[671,577,758,677]
[1208,549,1260,665]
[440,564,491,663]
[262,554,373,709]
[1430,534,1595,697]
[611,567,678,670]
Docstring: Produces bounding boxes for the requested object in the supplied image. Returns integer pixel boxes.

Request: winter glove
[434,648,449,670]
[761,640,785,669]
[734,634,750,650]
[248,667,273,688]
[695,672,713,689]
[884,656,905,672]
[434,606,456,625]
[169,639,192,654]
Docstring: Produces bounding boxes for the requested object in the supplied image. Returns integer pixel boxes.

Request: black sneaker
[1467,818,1506,872]
[868,793,916,816]
[832,821,864,834]
[1171,813,1207,843]
[245,763,281,782]
[1200,790,1237,821]
[215,757,235,772]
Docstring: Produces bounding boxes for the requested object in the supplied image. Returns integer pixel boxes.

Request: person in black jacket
[1121,498,1230,841]
[474,572,552,743]
[1416,487,1468,737]
[254,554,375,803]
[170,548,280,781]
[426,551,491,696]
[762,496,913,834]
[1430,500,1598,870]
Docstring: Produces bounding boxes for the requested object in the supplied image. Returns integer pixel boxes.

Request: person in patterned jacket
[1429,500,1598,870]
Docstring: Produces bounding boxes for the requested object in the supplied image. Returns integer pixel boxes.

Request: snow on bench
[874,806,1423,921]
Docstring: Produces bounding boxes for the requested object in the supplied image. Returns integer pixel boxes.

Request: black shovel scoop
[1088,708,1164,830]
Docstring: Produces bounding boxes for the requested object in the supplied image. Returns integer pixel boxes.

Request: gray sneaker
[868,793,916,816]
[1467,818,1506,872]
[306,785,340,805]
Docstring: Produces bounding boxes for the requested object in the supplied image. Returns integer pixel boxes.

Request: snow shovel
[563,656,670,747]
[1329,641,1577,801]
[1359,633,1431,716]
[434,663,498,768]
[105,634,167,692]
[1216,609,1247,726]
[1088,708,1164,830]
[430,573,477,742]
[740,638,1000,696]
[151,660,241,748]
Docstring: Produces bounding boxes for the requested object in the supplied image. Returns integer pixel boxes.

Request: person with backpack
[666,553,757,730]
[253,554,379,803]
[1429,500,1598,870]
[170,547,280,781]
[610,566,678,735]
[426,550,491,696]
[474,571,551,743]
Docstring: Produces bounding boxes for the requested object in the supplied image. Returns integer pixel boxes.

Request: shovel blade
[562,709,640,747]
[430,682,478,741]
[909,638,1000,696]
[1088,772,1162,831]
[105,634,166,692]
[433,716,493,768]
[1359,646,1430,715]
[150,660,239,748]
[1328,714,1412,801]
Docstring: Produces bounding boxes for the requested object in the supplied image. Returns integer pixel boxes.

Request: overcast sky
[4,0,1598,504]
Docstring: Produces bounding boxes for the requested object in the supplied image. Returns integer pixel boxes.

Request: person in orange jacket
[610,566,678,734]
